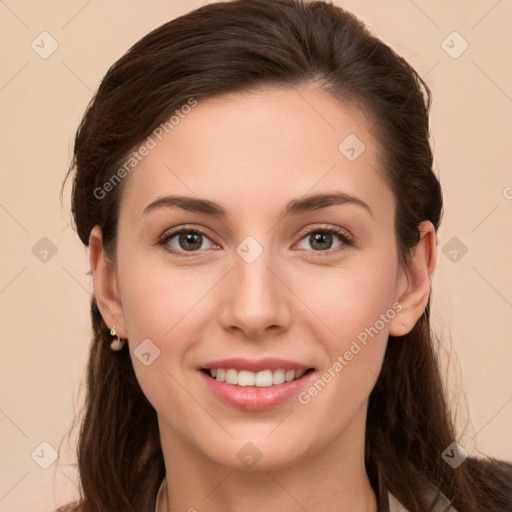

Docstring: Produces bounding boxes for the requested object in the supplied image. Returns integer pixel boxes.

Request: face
[95,85,425,472]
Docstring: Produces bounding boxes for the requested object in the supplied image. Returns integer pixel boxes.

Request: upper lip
[201,357,312,372]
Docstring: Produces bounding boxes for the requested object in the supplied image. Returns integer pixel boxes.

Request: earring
[109,326,125,351]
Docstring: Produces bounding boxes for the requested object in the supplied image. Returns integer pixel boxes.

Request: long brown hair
[59,1,512,510]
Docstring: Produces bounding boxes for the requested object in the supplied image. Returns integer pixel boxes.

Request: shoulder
[464,457,512,510]
[54,502,81,512]
[388,490,459,512]
[438,457,512,511]
[389,457,512,512]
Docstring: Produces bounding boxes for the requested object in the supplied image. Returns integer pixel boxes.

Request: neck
[157,405,378,512]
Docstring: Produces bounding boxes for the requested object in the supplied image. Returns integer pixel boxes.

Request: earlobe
[388,221,437,337]
[88,226,127,338]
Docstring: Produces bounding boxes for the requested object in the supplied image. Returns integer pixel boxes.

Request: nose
[218,240,292,342]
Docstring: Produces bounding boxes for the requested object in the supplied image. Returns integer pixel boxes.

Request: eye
[295,225,353,255]
[158,224,353,257]
[158,227,217,255]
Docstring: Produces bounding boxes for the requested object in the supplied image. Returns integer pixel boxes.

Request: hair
[59,1,512,511]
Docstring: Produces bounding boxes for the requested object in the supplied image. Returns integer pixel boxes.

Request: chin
[202,435,315,473]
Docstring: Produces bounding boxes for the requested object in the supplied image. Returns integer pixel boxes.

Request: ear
[88,225,128,338]
[388,220,437,337]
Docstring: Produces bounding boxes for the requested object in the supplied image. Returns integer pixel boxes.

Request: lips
[202,357,310,373]
[199,357,315,410]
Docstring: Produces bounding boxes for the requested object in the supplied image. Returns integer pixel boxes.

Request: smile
[199,358,316,410]
[204,368,311,387]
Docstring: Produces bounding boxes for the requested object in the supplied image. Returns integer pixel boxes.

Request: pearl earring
[109,326,125,351]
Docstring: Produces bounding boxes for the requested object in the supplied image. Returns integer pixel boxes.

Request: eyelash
[157,224,354,258]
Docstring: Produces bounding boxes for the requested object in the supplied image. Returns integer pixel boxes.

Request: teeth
[208,368,308,387]
[272,368,285,385]
[238,370,255,386]
[225,369,238,385]
[254,369,273,387]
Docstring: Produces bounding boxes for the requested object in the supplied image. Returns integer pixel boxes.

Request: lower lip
[200,370,314,411]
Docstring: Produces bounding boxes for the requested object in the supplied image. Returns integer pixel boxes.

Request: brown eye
[308,232,335,251]
[159,228,216,255]
[177,231,203,251]
[295,226,353,255]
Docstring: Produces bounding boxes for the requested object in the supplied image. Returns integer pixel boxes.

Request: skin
[89,84,436,512]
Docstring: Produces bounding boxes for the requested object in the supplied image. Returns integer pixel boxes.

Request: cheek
[117,252,214,344]
[292,255,397,402]
[116,258,215,410]
[293,254,398,344]
[293,282,394,448]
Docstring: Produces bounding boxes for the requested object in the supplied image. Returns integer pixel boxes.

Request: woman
[59,0,512,511]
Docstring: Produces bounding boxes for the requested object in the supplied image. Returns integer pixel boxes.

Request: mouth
[201,367,314,387]
[198,358,316,410]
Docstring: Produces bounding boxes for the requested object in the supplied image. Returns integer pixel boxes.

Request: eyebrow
[142,192,373,219]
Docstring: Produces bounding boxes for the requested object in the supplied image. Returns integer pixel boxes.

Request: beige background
[1,0,511,510]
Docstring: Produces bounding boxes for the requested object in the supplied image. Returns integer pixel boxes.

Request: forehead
[118,85,393,220]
